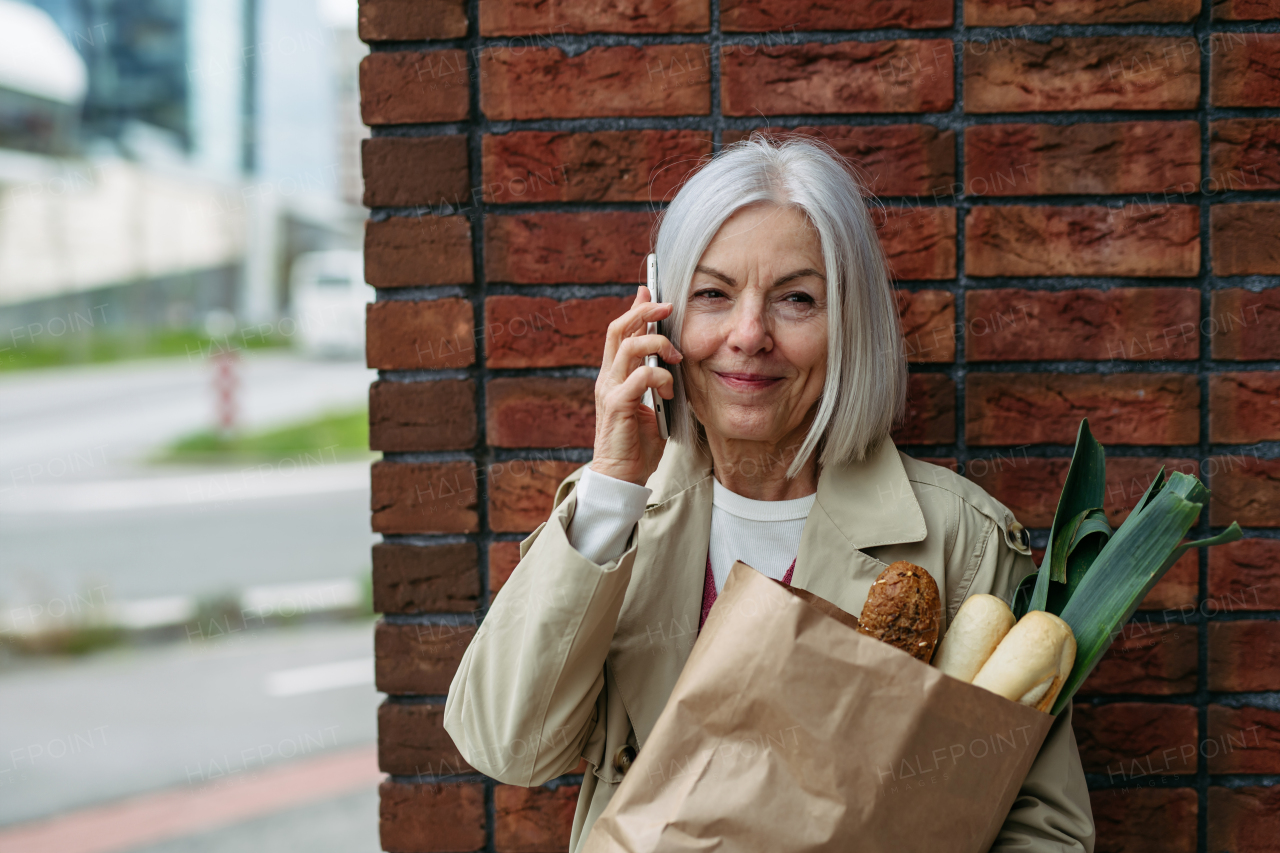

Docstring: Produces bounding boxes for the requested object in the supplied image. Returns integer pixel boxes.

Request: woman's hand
[589,285,683,486]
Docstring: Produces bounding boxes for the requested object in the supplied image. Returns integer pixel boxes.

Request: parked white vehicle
[288,250,374,357]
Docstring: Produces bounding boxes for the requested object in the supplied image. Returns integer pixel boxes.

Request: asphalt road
[0,350,379,610]
[0,621,380,833]
[0,351,385,849]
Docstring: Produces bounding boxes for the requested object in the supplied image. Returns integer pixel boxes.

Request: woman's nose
[724,299,771,354]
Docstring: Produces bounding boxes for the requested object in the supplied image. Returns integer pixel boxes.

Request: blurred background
[0,1,383,850]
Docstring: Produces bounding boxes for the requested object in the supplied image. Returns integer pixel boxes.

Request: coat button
[1006,521,1029,551]
[613,745,637,775]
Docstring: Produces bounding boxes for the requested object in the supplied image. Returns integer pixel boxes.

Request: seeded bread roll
[857,561,942,662]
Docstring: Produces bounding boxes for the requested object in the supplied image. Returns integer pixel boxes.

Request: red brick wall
[358,2,1280,850]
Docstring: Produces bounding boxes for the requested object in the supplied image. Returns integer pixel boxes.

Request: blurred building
[0,0,366,337]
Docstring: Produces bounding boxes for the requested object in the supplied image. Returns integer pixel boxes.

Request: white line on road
[0,462,370,513]
[265,658,374,697]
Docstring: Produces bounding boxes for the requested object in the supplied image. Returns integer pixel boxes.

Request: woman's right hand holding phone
[590,285,682,487]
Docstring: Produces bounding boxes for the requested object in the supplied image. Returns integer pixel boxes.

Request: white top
[566,466,815,595]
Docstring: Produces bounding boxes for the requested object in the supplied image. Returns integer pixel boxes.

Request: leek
[1006,418,1243,716]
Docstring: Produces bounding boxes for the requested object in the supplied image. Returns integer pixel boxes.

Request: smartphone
[641,253,671,440]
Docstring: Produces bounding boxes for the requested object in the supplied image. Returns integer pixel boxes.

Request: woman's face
[680,203,829,451]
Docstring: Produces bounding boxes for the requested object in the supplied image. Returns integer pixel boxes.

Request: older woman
[444,137,1095,852]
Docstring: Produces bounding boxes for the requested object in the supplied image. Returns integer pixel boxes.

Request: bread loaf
[933,594,1016,683]
[857,561,941,662]
[971,611,1076,712]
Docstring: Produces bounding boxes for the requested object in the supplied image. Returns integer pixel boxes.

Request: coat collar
[644,433,927,550]
[609,434,928,747]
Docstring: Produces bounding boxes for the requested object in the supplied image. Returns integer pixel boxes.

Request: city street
[0,350,378,607]
[0,351,384,851]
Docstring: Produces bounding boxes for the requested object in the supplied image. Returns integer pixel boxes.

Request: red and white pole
[213,350,239,436]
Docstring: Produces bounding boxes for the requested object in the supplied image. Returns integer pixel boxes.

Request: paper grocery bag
[584,562,1055,853]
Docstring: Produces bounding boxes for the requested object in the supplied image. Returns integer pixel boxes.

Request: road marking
[0,745,381,853]
[0,462,369,514]
[265,658,374,697]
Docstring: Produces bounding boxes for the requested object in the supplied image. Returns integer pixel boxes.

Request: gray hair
[652,134,907,480]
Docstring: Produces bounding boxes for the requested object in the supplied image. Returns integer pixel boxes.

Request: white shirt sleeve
[566,466,653,565]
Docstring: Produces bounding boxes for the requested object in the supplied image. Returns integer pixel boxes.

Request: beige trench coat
[444,435,1096,852]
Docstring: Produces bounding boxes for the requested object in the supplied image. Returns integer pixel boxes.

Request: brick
[1210,119,1280,190]
[1208,705,1280,773]
[489,541,524,594]
[1209,538,1280,611]
[1211,202,1280,275]
[372,461,479,535]
[1079,622,1197,695]
[482,130,712,204]
[876,207,956,281]
[1211,32,1280,106]
[966,0,1200,23]
[964,37,1200,113]
[1090,788,1197,853]
[369,379,476,452]
[965,288,1200,362]
[379,780,486,853]
[494,784,581,852]
[364,216,473,287]
[1213,0,1280,18]
[366,299,476,370]
[1209,456,1280,528]
[1139,550,1199,612]
[489,459,582,533]
[1209,620,1280,692]
[372,542,481,614]
[966,373,1200,446]
[722,0,952,30]
[890,373,955,445]
[720,125,956,198]
[362,137,468,208]
[481,0,708,34]
[1210,372,1280,443]
[360,51,469,125]
[375,620,475,695]
[1210,288,1280,360]
[897,289,955,364]
[721,40,955,116]
[378,701,473,776]
[359,0,467,41]
[965,456,1199,528]
[485,212,652,284]
[485,295,629,368]
[1209,786,1280,853]
[487,377,595,448]
[966,457,1068,528]
[481,45,710,120]
[966,205,1200,277]
[964,121,1200,196]
[1073,702,1198,776]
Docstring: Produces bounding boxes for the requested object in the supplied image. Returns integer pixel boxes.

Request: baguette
[933,594,1015,683]
[971,611,1076,712]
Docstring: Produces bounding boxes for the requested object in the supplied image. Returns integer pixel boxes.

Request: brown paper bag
[584,562,1055,853]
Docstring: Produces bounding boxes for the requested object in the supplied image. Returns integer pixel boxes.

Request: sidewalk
[0,746,382,853]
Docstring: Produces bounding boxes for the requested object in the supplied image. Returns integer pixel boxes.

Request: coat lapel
[790,436,928,617]
[608,435,928,747]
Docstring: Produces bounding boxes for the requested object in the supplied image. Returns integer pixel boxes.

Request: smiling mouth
[713,371,783,390]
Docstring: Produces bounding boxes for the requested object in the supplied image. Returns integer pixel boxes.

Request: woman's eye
[692,288,726,299]
[783,292,815,304]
